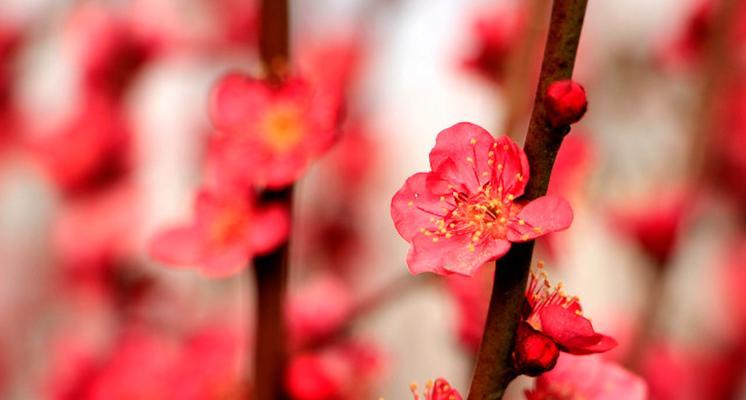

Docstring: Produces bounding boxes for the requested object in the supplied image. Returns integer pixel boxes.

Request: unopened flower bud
[546,80,587,127]
[514,323,559,377]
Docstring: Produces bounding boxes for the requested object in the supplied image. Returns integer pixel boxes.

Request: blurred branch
[501,0,550,138]
[467,1,588,399]
[689,0,738,181]
[251,1,292,400]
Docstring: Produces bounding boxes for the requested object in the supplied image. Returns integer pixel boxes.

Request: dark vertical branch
[467,1,588,399]
[251,1,291,400]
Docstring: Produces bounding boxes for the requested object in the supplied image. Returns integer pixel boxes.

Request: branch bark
[467,1,588,399]
[251,1,291,399]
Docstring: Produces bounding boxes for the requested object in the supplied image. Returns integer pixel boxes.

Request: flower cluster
[515,263,617,375]
[150,70,338,276]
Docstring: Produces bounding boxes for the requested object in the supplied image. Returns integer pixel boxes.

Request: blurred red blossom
[149,186,289,277]
[30,94,130,197]
[461,6,524,86]
[641,343,745,400]
[285,342,383,400]
[545,80,587,127]
[410,378,462,400]
[609,188,693,267]
[445,264,492,353]
[54,184,140,286]
[521,264,616,357]
[209,73,338,189]
[47,325,244,400]
[525,354,647,400]
[64,4,154,99]
[391,122,573,276]
[298,35,364,117]
[287,274,353,349]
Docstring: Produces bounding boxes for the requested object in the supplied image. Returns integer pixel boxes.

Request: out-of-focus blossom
[410,378,463,400]
[298,36,363,116]
[287,274,353,348]
[609,188,692,267]
[525,354,647,400]
[285,342,383,400]
[54,184,139,277]
[721,239,746,339]
[64,4,154,99]
[169,325,245,400]
[0,21,22,150]
[209,73,338,189]
[149,186,289,277]
[47,325,244,400]
[712,80,746,207]
[546,80,588,127]
[31,94,130,197]
[322,123,378,194]
[521,264,616,356]
[656,0,714,69]
[445,264,492,353]
[391,122,573,276]
[541,134,595,259]
[641,343,744,400]
[461,7,524,86]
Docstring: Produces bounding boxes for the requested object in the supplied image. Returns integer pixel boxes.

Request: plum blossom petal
[507,195,573,242]
[149,226,202,266]
[539,304,617,355]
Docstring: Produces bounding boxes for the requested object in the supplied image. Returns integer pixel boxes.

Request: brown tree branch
[467,1,588,399]
[251,1,291,399]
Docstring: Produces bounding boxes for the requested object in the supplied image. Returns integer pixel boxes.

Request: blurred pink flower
[149,186,289,277]
[285,342,383,400]
[525,354,647,400]
[64,4,153,99]
[461,6,524,85]
[522,265,616,356]
[445,264,492,353]
[55,184,139,273]
[391,122,573,276]
[287,275,353,348]
[209,73,338,189]
[641,343,744,400]
[410,378,463,400]
[31,94,130,196]
[610,188,692,266]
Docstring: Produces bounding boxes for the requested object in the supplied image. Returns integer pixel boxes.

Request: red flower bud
[546,80,587,127]
[514,323,560,377]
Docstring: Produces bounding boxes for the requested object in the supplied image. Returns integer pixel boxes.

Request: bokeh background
[0,0,744,398]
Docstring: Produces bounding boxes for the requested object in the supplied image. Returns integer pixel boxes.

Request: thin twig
[467,1,588,399]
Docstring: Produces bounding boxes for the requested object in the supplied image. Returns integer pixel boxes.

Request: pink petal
[208,72,268,132]
[491,135,530,197]
[200,243,250,278]
[407,232,510,277]
[248,204,290,254]
[391,172,451,242]
[148,226,202,266]
[428,122,496,193]
[507,195,573,242]
[539,304,617,355]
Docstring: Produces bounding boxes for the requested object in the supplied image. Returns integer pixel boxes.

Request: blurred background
[0,0,745,398]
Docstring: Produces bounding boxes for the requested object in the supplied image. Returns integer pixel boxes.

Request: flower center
[261,104,304,153]
[525,262,581,329]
